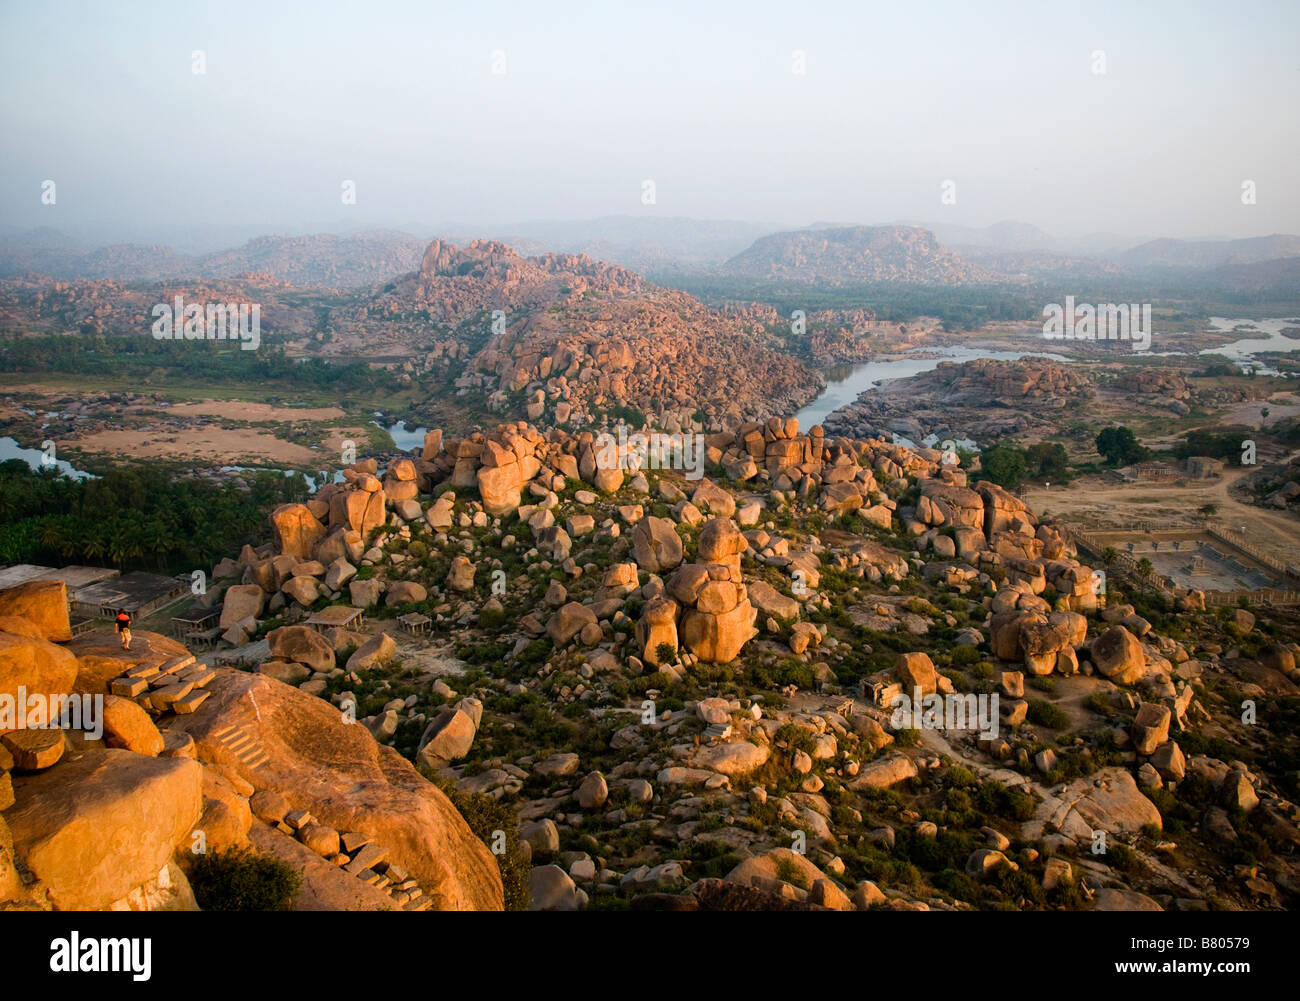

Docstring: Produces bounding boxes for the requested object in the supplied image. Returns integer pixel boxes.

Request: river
[0,437,96,480]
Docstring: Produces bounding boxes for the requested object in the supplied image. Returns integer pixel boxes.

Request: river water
[792,347,1066,430]
[0,437,96,480]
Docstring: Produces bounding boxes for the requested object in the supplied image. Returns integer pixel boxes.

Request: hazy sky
[2,0,1297,241]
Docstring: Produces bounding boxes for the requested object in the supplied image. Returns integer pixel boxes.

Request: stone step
[404,896,434,912]
[285,809,314,830]
[344,843,389,875]
[151,683,195,710]
[124,663,161,680]
[173,690,211,714]
[160,655,196,675]
[111,677,150,698]
[340,831,370,854]
[181,667,216,688]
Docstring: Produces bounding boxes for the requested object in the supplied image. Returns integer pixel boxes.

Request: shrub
[437,782,530,911]
[187,847,301,911]
[1027,700,1070,729]
[951,645,981,667]
[774,855,810,890]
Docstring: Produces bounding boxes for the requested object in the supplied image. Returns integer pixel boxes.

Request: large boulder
[347,632,396,671]
[634,595,679,665]
[1028,766,1162,844]
[102,695,165,756]
[1091,625,1146,685]
[270,503,326,560]
[697,518,748,575]
[220,584,266,630]
[725,848,829,893]
[166,670,504,910]
[691,740,770,777]
[746,581,799,620]
[548,603,598,646]
[477,463,523,516]
[267,625,336,674]
[0,580,71,642]
[895,652,939,696]
[631,517,684,574]
[5,748,202,911]
[680,593,757,663]
[416,708,477,768]
[0,631,77,707]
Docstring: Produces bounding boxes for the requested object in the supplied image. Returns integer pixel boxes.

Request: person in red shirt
[115,608,132,650]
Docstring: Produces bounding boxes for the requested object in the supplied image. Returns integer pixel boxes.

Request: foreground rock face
[167,671,504,911]
[0,631,77,705]
[0,580,72,642]
[6,749,203,911]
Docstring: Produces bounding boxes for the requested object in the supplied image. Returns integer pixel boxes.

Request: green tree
[1095,426,1148,466]
[979,443,1028,489]
[1026,441,1070,482]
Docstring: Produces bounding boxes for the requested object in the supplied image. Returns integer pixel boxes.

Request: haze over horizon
[1,0,1297,245]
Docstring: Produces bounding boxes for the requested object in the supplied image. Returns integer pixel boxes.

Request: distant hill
[924,219,1053,252]
[1200,255,1300,297]
[199,231,428,287]
[723,225,998,284]
[1120,234,1300,270]
[0,229,428,288]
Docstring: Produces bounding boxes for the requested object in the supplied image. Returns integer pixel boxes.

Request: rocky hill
[330,238,824,425]
[723,226,999,285]
[6,413,1288,912]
